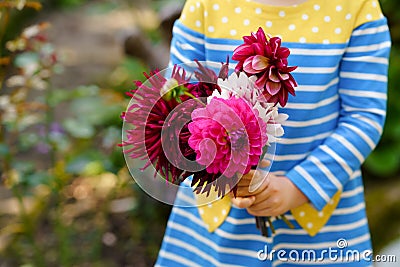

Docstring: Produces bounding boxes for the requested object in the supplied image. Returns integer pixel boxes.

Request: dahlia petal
[278,90,289,107]
[266,81,281,96]
[255,72,269,89]
[252,55,269,71]
[286,66,298,72]
[277,47,290,58]
[256,27,267,44]
[252,43,265,56]
[269,37,281,54]
[243,57,258,74]
[243,35,257,44]
[268,67,280,83]
[278,72,290,81]
[232,44,254,60]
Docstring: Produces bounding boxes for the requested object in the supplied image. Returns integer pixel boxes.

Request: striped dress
[155,0,391,266]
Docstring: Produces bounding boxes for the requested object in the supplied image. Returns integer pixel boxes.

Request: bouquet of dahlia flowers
[120,27,297,237]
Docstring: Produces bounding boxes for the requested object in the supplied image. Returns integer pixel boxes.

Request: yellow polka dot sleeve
[179,0,205,35]
[179,0,384,44]
[354,0,384,29]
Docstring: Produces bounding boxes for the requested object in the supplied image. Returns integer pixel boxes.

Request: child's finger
[260,159,270,168]
[231,196,255,209]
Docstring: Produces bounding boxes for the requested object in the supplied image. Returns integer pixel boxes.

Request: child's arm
[234,2,391,215]
[284,16,391,212]
[169,0,206,66]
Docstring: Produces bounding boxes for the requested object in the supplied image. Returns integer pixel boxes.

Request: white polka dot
[299,37,306,43]
[204,11,208,17]
[199,209,204,215]
[235,7,241,13]
[323,39,330,44]
[307,222,313,229]
[221,17,228,23]
[345,13,352,20]
[329,199,335,205]
[299,211,305,217]
[266,21,273,28]
[279,10,285,17]
[314,5,320,11]
[222,209,227,215]
[318,211,324,217]
[335,27,342,34]
[312,27,319,33]
[336,5,343,12]
[207,203,213,208]
[208,26,215,32]
[324,16,331,22]
[230,29,237,36]
[302,14,309,20]
[255,8,262,14]
[372,1,377,7]
[181,14,186,20]
[213,4,220,10]
[243,19,250,26]
[195,20,201,27]
[189,5,195,12]
[288,24,296,31]
[196,2,200,8]
[213,217,218,222]
[366,14,373,20]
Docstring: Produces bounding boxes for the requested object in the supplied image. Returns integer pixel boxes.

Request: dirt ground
[43,2,137,89]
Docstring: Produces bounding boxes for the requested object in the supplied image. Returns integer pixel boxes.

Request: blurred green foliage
[363,0,400,179]
[0,1,169,266]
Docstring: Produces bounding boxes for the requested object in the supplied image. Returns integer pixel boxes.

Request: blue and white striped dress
[156,0,391,266]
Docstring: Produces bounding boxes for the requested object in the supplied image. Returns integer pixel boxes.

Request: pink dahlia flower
[188,97,267,180]
[232,27,297,107]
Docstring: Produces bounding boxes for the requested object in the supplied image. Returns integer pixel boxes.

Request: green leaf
[0,143,10,156]
[48,89,72,107]
[364,148,400,177]
[66,151,106,175]
[72,85,100,98]
[63,118,95,139]
[14,52,39,68]
[69,95,122,126]
[24,171,53,187]
[102,126,121,149]
[18,132,40,150]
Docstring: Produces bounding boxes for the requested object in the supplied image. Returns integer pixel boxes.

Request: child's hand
[231,165,308,217]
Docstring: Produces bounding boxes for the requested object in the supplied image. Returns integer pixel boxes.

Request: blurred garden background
[0,0,399,266]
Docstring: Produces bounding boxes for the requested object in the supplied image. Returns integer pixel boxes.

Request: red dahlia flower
[232,27,297,107]
[120,67,193,184]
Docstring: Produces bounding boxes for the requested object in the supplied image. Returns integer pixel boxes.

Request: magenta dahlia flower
[232,27,297,107]
[188,96,267,191]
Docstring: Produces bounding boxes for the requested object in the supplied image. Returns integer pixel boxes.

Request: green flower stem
[279,214,295,229]
[267,217,275,233]
[11,186,46,267]
[183,91,206,106]
[45,80,56,168]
